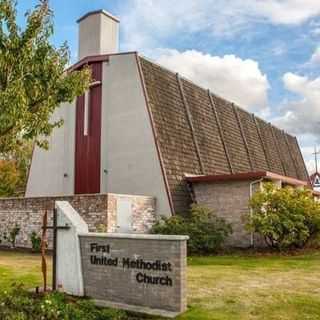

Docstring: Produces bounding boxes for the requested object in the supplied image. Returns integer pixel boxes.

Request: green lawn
[1,250,320,320]
[0,250,52,289]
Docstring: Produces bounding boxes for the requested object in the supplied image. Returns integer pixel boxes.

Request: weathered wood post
[41,207,70,292]
[41,210,48,292]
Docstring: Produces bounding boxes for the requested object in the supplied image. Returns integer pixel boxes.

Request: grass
[0,250,52,289]
[181,252,320,320]
[1,250,320,319]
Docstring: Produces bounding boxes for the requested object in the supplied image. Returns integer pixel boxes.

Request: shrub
[30,232,42,252]
[96,224,107,233]
[0,284,127,320]
[0,224,21,248]
[151,205,232,254]
[246,183,320,250]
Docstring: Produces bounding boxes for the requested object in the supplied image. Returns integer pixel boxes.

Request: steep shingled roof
[138,56,309,213]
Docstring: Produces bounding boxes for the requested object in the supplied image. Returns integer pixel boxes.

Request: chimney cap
[77,9,120,24]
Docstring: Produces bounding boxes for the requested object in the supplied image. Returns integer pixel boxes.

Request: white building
[26,10,310,218]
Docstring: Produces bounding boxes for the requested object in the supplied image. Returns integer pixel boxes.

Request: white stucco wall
[100,54,171,216]
[26,53,171,216]
[26,101,76,197]
[78,12,119,60]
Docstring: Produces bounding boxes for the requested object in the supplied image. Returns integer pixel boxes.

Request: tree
[0,158,19,196]
[10,140,33,194]
[0,140,33,196]
[0,0,91,154]
[246,183,320,250]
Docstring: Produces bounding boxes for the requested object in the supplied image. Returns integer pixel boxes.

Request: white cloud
[253,0,320,25]
[155,49,269,112]
[273,73,320,174]
[310,47,320,64]
[120,0,320,50]
[311,27,320,36]
[275,72,320,140]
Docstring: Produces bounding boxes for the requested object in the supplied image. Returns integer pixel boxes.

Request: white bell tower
[77,10,120,60]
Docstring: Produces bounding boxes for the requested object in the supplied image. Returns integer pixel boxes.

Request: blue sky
[16,1,320,172]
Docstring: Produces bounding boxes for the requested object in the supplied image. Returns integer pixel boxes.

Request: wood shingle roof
[139,56,309,213]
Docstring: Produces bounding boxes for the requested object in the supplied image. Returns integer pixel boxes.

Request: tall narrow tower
[77,10,120,60]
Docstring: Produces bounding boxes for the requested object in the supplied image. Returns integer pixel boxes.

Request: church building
[26,9,310,233]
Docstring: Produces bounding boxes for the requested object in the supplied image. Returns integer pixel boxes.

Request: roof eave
[66,52,138,72]
[185,171,309,187]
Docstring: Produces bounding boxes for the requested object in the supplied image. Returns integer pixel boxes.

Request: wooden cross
[312,147,320,173]
[41,208,70,292]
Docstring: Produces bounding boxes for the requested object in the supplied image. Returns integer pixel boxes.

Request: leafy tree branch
[0,0,91,154]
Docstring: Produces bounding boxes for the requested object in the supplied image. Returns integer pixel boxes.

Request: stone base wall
[192,180,264,248]
[0,193,155,249]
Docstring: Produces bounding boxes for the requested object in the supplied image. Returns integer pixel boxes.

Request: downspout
[249,178,263,247]
[186,181,197,204]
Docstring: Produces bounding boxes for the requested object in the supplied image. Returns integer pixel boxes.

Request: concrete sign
[55,201,188,318]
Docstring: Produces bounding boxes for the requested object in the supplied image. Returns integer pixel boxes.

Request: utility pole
[312,146,320,173]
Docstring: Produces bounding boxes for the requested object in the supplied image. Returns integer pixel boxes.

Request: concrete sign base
[55,201,188,317]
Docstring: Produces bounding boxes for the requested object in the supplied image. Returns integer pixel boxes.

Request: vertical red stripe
[74,62,102,194]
